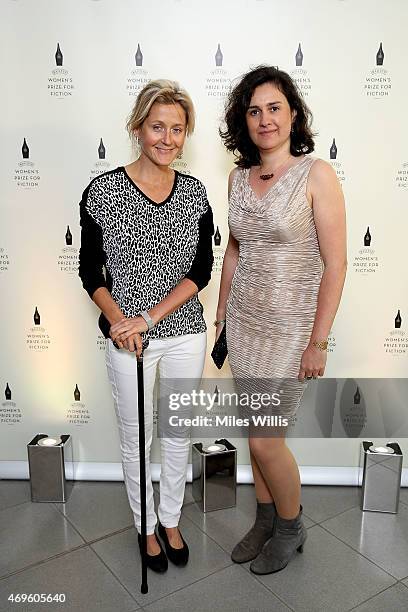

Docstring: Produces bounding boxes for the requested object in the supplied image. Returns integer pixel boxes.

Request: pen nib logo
[55,43,63,66]
[376,42,384,66]
[98,138,106,159]
[22,138,29,159]
[5,383,11,401]
[295,43,303,67]
[74,384,80,402]
[215,44,223,67]
[364,227,371,246]
[65,225,72,245]
[135,43,143,67]
[330,138,337,160]
[34,307,40,326]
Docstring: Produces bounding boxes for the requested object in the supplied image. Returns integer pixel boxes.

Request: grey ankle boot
[231,501,276,563]
[250,505,307,574]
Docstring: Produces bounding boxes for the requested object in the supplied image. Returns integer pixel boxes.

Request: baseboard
[1,461,407,486]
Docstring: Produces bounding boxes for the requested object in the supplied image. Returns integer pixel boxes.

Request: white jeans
[105,332,206,534]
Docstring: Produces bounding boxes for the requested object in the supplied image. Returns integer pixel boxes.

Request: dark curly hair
[220,65,315,168]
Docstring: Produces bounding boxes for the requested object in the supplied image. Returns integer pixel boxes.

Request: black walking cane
[137,337,149,594]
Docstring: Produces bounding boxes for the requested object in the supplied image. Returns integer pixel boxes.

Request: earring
[135,135,141,156]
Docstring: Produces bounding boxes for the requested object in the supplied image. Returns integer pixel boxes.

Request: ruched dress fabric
[226,156,323,421]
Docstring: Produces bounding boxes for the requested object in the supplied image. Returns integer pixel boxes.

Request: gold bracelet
[312,340,328,351]
[213,319,226,327]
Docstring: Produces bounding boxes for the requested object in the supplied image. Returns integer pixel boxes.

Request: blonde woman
[79,80,214,573]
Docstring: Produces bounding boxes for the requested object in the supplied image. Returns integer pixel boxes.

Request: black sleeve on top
[185,205,215,291]
[78,186,107,299]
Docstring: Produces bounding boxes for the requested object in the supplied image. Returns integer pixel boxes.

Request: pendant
[259,173,274,181]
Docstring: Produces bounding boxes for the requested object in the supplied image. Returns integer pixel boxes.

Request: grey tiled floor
[1,480,408,612]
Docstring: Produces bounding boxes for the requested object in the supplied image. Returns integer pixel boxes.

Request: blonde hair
[126,79,195,139]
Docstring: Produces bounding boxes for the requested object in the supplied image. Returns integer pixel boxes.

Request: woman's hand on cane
[110,316,148,356]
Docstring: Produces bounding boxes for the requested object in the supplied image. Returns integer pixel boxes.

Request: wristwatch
[140,310,154,331]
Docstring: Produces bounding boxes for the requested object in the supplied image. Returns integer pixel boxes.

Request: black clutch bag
[211,323,228,369]
[99,313,111,338]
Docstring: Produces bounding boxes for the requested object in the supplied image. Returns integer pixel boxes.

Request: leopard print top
[79,167,214,339]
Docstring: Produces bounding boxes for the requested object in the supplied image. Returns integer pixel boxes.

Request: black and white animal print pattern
[85,167,209,339]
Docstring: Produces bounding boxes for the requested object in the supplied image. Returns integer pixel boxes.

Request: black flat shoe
[158,522,189,566]
[138,532,168,573]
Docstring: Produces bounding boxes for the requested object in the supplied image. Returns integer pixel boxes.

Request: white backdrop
[1,0,407,479]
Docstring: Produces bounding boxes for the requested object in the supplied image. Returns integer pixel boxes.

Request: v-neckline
[246,156,307,202]
[121,166,179,206]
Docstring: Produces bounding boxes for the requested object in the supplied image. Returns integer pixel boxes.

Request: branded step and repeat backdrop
[1,0,407,475]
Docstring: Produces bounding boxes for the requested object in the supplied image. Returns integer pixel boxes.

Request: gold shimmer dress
[226,156,323,420]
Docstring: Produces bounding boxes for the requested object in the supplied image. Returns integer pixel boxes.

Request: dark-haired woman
[216,66,346,574]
